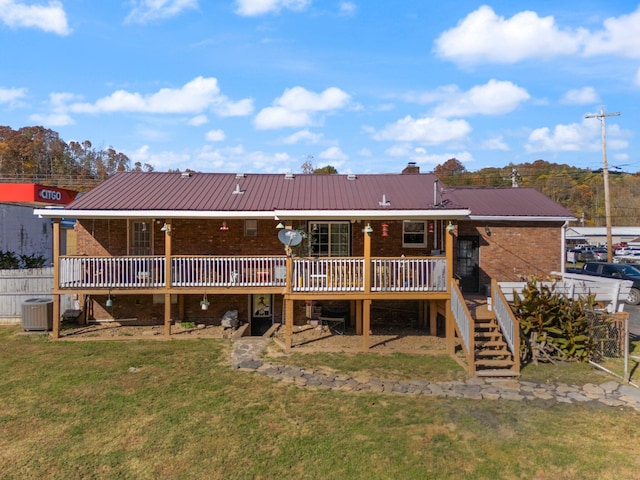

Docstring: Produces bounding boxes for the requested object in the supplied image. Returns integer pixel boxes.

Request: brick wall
[458,221,563,285]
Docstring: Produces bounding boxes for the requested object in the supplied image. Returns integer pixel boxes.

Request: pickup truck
[566,262,640,304]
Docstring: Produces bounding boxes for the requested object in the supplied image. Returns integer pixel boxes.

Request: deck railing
[171,256,287,287]
[59,255,449,293]
[371,257,447,292]
[59,256,165,288]
[293,258,365,292]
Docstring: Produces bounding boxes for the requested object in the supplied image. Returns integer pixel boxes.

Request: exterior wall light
[364,224,373,234]
[446,221,455,234]
[276,222,285,229]
[160,223,171,235]
[484,226,491,236]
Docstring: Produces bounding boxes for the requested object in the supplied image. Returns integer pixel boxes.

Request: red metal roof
[445,186,575,218]
[59,172,574,220]
[65,172,461,212]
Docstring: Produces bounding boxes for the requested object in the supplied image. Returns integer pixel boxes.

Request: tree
[434,158,466,180]
[313,165,338,174]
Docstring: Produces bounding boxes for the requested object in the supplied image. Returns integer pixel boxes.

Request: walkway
[231,337,640,410]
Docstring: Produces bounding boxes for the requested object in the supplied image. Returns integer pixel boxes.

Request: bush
[511,279,596,364]
[0,250,47,269]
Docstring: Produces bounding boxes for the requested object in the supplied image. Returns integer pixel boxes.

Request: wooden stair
[471,303,519,378]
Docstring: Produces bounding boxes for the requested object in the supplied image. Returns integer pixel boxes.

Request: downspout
[561,221,568,273]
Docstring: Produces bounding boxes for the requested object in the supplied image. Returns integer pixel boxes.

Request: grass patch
[1,325,639,479]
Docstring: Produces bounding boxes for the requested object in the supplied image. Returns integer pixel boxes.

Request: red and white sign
[0,183,77,205]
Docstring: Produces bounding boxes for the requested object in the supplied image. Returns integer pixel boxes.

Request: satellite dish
[278,228,303,246]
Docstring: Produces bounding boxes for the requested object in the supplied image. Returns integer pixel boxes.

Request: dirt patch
[270,324,448,356]
[58,321,232,340]
[57,321,446,355]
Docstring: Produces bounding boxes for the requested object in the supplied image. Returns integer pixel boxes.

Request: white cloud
[205,129,225,142]
[318,146,348,161]
[357,148,372,157]
[0,0,70,35]
[68,77,253,116]
[125,0,198,24]
[0,86,27,105]
[28,112,74,127]
[560,87,600,105]
[280,129,323,144]
[432,80,530,117]
[434,6,583,66]
[583,6,640,58]
[372,115,472,145]
[384,144,474,165]
[234,0,310,17]
[480,136,510,151]
[254,86,350,129]
[525,118,629,152]
[188,114,208,126]
[338,2,356,17]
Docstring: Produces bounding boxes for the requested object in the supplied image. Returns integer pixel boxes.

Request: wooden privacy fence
[499,273,632,313]
[0,268,74,321]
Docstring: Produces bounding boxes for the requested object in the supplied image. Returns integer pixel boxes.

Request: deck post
[445,298,454,355]
[355,300,363,335]
[285,256,293,352]
[362,299,371,351]
[445,221,454,293]
[163,220,172,338]
[51,218,61,339]
[429,300,438,336]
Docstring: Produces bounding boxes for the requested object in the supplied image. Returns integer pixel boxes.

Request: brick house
[35,166,574,360]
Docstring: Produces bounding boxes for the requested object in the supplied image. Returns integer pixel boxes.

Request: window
[309,222,350,257]
[245,219,258,237]
[130,220,151,255]
[403,221,426,248]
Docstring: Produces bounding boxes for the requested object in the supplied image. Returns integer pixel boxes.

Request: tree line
[435,158,640,227]
[0,125,152,190]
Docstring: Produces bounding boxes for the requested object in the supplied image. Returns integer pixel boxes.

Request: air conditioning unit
[22,298,53,331]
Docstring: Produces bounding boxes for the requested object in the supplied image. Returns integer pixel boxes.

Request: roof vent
[232,183,245,195]
[235,173,246,179]
[181,172,192,178]
[379,194,390,207]
[347,174,357,180]
[284,173,295,180]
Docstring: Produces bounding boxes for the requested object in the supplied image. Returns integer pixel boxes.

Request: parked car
[566,262,640,305]
[567,247,596,263]
[592,248,608,261]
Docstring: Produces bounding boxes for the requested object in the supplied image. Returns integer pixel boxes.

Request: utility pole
[585,108,620,263]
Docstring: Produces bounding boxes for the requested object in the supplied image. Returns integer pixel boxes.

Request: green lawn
[1,325,639,480]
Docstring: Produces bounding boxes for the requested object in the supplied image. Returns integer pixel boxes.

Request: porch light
[160,223,171,235]
[446,221,454,234]
[381,223,389,237]
[220,221,229,231]
[484,226,491,236]
[364,224,373,234]
[276,222,285,229]
[106,294,113,308]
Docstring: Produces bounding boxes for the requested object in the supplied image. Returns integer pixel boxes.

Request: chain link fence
[587,310,638,385]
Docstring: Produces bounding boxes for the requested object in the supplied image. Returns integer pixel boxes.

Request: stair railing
[490,279,521,373]
[450,280,476,375]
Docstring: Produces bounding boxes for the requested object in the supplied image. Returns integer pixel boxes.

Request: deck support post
[163,219,173,339]
[429,300,438,336]
[362,299,371,352]
[51,218,61,339]
[445,299,454,355]
[164,293,171,338]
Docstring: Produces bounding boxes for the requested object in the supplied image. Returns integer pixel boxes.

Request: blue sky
[1,1,639,174]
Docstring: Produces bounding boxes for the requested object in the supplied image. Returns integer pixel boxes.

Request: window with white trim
[129,220,151,255]
[245,219,258,237]
[309,222,350,257]
[403,221,426,248]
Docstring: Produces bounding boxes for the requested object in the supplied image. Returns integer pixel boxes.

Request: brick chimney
[402,162,420,174]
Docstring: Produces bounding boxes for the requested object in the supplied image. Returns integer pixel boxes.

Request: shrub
[510,279,596,364]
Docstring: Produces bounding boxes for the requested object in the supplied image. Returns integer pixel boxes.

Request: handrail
[450,279,475,373]
[491,278,521,373]
[371,257,447,292]
[171,256,287,287]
